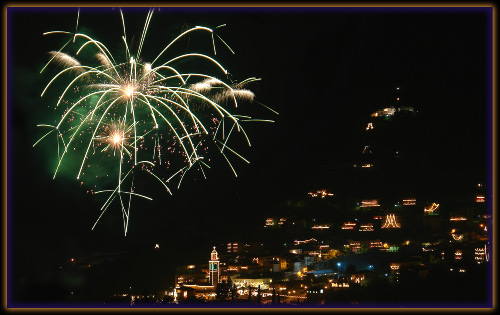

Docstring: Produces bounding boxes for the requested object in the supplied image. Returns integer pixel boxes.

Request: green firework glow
[35,9,277,235]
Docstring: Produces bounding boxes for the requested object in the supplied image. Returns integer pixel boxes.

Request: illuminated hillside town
[95,89,489,306]
[160,187,489,305]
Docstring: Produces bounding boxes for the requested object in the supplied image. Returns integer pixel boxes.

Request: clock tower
[209,246,220,286]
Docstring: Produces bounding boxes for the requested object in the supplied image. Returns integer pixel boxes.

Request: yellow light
[112,133,122,144]
[124,85,134,97]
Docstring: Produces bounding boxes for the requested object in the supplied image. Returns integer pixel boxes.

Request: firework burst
[35,9,277,235]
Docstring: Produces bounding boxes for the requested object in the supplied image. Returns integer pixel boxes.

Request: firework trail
[35,9,277,235]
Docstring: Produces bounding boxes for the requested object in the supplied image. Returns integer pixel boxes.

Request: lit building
[475,245,489,263]
[208,247,220,286]
[175,284,218,301]
[226,242,239,253]
[402,198,416,206]
[359,223,374,231]
[370,105,415,118]
[350,273,365,284]
[381,214,401,228]
[349,241,362,253]
[371,106,396,117]
[342,222,356,230]
[330,282,350,288]
[311,224,330,230]
[294,238,318,245]
[390,263,401,270]
[265,218,275,227]
[361,200,380,207]
[230,276,273,290]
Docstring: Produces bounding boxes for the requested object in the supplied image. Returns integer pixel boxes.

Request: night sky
[8,6,491,302]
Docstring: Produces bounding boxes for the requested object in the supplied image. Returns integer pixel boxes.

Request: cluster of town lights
[308,189,334,198]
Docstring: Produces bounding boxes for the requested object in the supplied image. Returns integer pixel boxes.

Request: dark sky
[8,6,491,301]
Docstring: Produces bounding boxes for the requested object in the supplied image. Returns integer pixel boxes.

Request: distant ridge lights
[308,189,334,198]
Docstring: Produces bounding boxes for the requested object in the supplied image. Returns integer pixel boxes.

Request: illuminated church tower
[209,246,220,286]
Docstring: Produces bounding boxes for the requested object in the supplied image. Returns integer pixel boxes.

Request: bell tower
[209,246,220,286]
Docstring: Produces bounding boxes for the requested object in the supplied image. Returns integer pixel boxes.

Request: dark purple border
[6,5,494,309]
